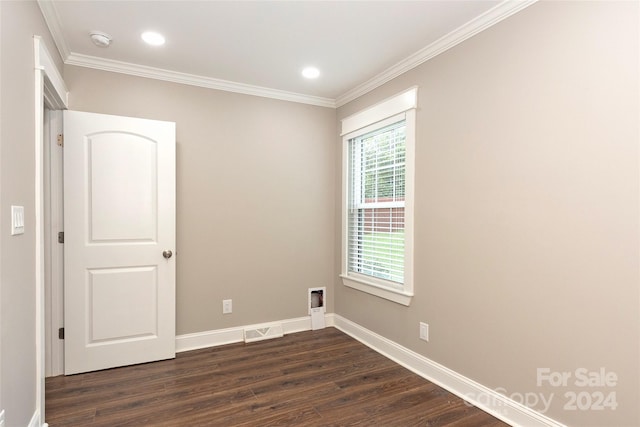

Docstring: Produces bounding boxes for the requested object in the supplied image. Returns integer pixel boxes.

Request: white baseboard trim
[175,314,336,353]
[27,409,42,427]
[332,314,565,427]
[175,314,562,426]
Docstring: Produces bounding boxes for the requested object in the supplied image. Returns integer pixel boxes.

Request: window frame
[340,87,417,306]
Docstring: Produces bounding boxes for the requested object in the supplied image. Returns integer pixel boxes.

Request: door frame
[43,108,64,377]
[35,35,68,426]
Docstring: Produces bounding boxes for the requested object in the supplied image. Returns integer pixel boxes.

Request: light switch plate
[11,206,24,235]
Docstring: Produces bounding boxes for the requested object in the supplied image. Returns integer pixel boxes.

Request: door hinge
[57,134,64,147]
[58,327,65,340]
[58,231,64,243]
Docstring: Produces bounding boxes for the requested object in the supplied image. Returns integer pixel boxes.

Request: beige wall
[2,1,636,426]
[336,1,639,426]
[0,1,3,419]
[64,66,337,335]
[0,1,63,425]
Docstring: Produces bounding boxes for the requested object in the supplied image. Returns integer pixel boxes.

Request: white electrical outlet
[222,299,232,314]
[419,322,429,342]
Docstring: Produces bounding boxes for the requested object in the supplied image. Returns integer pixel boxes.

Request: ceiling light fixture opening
[302,67,320,79]
[89,31,112,48]
[141,31,165,46]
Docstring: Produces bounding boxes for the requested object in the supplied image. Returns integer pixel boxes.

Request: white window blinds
[347,118,406,284]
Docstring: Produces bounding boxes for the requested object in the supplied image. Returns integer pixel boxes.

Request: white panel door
[63,110,176,375]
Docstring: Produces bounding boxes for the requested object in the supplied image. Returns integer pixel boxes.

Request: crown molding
[37,0,70,60]
[37,0,335,108]
[38,0,535,109]
[66,53,336,108]
[335,0,537,107]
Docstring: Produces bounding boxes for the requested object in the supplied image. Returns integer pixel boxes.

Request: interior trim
[175,314,336,353]
[175,313,565,426]
[332,314,566,427]
[35,37,68,109]
[37,0,536,108]
[341,275,413,306]
[28,409,42,427]
[334,0,538,107]
[65,53,337,108]
[35,35,68,427]
[36,0,70,60]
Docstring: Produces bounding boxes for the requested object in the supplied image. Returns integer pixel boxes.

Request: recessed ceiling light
[302,67,320,79]
[141,31,165,46]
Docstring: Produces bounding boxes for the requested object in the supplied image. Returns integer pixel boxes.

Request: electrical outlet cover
[222,299,232,314]
[419,322,429,341]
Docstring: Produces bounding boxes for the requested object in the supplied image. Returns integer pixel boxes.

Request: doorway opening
[43,108,64,378]
[35,35,68,426]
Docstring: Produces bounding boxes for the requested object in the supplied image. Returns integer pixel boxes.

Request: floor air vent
[243,323,284,343]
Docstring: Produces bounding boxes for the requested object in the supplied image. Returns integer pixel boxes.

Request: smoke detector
[89,31,112,48]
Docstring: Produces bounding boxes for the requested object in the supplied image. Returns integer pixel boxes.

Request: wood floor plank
[46,328,508,426]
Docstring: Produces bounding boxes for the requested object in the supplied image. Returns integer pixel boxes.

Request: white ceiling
[39,1,532,107]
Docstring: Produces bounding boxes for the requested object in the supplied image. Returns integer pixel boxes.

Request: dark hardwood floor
[46,328,508,426]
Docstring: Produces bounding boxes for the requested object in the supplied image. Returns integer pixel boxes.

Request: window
[341,88,416,305]
[348,119,406,283]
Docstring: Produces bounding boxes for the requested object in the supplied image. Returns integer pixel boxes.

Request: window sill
[340,274,413,306]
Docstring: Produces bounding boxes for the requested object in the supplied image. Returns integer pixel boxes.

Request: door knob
[163,250,173,259]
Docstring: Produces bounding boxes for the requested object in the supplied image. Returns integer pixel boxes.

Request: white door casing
[63,110,176,375]
[44,108,64,377]
[36,35,69,424]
